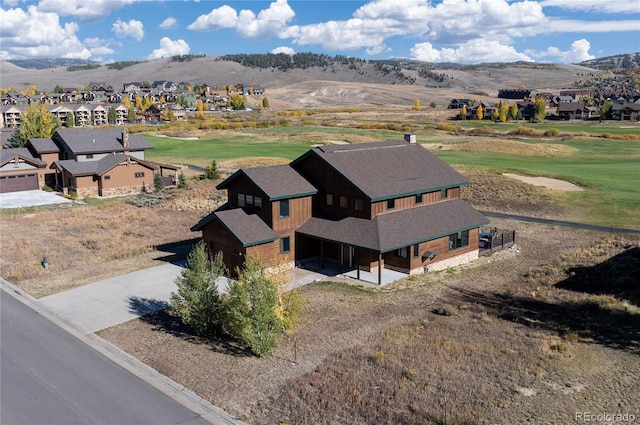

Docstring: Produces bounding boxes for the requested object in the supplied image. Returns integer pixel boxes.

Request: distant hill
[579,53,640,70]
[5,58,98,70]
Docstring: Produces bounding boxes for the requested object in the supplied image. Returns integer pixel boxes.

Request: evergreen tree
[205,160,221,179]
[127,107,136,123]
[65,112,75,127]
[177,172,188,189]
[170,243,227,337]
[108,107,117,124]
[153,173,164,191]
[262,97,270,108]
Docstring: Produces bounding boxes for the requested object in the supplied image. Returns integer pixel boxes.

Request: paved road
[480,211,640,235]
[1,285,243,425]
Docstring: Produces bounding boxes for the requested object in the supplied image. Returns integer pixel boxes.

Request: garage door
[0,174,39,193]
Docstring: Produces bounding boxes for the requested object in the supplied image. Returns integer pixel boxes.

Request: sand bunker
[503,173,584,191]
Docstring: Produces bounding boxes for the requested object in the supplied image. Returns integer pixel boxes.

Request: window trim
[339,196,348,209]
[280,236,291,253]
[279,199,290,218]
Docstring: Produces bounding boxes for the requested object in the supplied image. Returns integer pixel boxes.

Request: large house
[0,128,178,197]
[192,136,488,284]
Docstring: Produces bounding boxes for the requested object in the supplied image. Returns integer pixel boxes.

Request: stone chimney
[404,133,416,144]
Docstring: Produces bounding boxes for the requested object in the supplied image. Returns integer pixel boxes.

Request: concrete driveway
[0,190,71,209]
[40,263,185,334]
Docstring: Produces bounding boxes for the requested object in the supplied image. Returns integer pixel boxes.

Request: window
[396,247,408,258]
[441,189,448,200]
[104,175,111,181]
[354,198,363,211]
[413,244,420,258]
[254,196,262,209]
[280,237,291,253]
[415,193,423,204]
[339,196,348,209]
[135,172,145,178]
[326,193,333,206]
[280,199,289,218]
[246,194,254,206]
[238,193,245,207]
[448,230,470,250]
[387,199,395,210]
[86,154,94,159]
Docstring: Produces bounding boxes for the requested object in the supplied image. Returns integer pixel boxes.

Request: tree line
[218,52,366,71]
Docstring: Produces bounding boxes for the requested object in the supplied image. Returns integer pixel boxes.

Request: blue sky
[1,0,638,64]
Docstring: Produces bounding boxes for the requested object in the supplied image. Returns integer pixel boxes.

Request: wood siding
[371,187,461,218]
[271,197,312,231]
[99,162,150,192]
[293,154,371,219]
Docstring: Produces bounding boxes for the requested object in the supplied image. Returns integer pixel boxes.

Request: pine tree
[170,243,227,337]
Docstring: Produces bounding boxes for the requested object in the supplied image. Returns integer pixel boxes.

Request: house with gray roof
[192,136,488,284]
[0,128,178,197]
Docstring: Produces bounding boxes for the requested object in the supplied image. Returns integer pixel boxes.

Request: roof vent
[404,134,416,144]
[92,139,95,143]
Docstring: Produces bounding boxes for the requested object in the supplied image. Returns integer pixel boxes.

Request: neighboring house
[0,147,46,193]
[557,102,598,120]
[612,103,640,121]
[448,99,472,109]
[0,128,178,197]
[192,136,489,284]
[498,89,531,100]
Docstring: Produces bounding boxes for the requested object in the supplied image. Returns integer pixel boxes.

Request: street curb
[1,278,246,425]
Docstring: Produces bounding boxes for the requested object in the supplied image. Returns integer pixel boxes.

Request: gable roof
[28,138,60,154]
[292,140,468,202]
[55,153,157,176]
[297,199,488,253]
[190,208,279,247]
[0,148,45,168]
[217,164,317,201]
[53,128,152,155]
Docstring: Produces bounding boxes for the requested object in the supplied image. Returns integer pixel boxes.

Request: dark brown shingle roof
[297,199,488,252]
[191,208,279,247]
[54,154,157,176]
[0,148,45,167]
[28,138,59,154]
[217,164,317,200]
[292,140,468,201]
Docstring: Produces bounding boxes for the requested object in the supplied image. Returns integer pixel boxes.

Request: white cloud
[539,0,640,14]
[159,17,177,29]
[411,39,532,63]
[271,46,295,55]
[547,19,640,33]
[188,4,238,31]
[525,39,595,64]
[0,5,91,59]
[112,18,144,41]
[188,0,295,38]
[37,0,135,22]
[147,37,190,59]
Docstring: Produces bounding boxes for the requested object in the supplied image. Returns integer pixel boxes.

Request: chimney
[122,129,129,148]
[404,133,416,144]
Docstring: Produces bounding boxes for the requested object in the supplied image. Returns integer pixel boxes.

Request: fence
[479,227,516,256]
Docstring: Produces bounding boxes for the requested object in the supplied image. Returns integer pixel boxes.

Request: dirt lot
[98,221,639,424]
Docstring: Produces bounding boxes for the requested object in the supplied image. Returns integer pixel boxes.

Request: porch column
[320,240,324,269]
[338,243,343,274]
[378,253,382,285]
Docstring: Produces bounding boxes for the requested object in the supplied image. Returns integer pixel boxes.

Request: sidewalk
[40,263,185,334]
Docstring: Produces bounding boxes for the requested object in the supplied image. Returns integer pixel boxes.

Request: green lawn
[144,126,640,230]
[434,138,640,230]
[144,133,313,167]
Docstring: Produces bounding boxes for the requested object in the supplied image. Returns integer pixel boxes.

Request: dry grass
[446,139,577,156]
[0,179,221,296]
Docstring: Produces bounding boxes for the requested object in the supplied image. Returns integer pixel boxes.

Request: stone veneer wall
[100,185,147,198]
[410,249,479,274]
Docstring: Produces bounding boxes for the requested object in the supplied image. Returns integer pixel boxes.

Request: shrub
[42,185,53,192]
[204,160,221,180]
[153,174,164,191]
[436,123,458,132]
[544,128,560,136]
[177,172,187,189]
